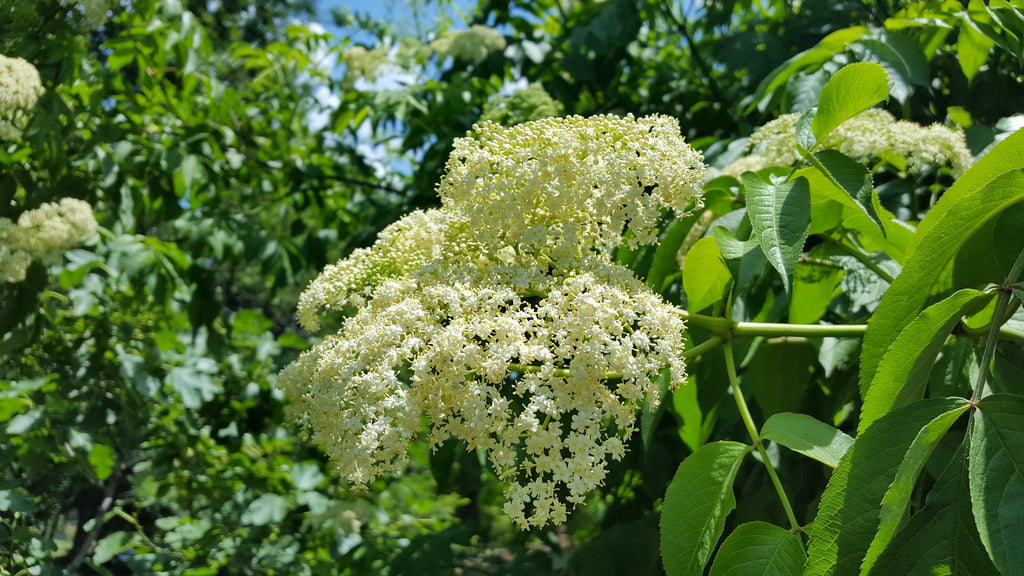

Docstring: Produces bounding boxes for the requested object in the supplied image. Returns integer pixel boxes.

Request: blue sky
[316,0,478,39]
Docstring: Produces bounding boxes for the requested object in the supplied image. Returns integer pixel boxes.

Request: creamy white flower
[279,114,702,528]
[724,109,972,178]
[439,114,706,264]
[0,199,98,283]
[0,54,44,117]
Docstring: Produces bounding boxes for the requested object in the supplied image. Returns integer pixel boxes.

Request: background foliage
[1,0,1023,574]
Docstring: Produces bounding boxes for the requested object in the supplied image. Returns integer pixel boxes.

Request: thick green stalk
[971,247,1024,400]
[722,340,800,531]
[683,311,867,339]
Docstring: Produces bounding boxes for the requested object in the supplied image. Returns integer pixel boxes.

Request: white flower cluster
[0,53,45,140]
[430,25,507,64]
[341,45,392,90]
[724,109,972,178]
[0,54,44,117]
[280,114,705,528]
[441,115,707,263]
[0,198,98,283]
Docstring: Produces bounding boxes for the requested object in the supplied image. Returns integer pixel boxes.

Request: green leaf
[851,37,923,103]
[760,412,853,468]
[168,366,222,409]
[741,172,811,297]
[805,397,971,576]
[970,394,1024,574]
[860,403,971,574]
[812,150,883,235]
[289,462,325,491]
[712,225,770,298]
[88,443,116,482]
[649,214,700,294]
[791,258,844,324]
[683,236,734,312]
[749,27,870,113]
[93,531,131,565]
[0,487,36,514]
[860,166,1024,395]
[672,373,715,453]
[871,443,996,575]
[708,521,805,576]
[957,15,996,83]
[811,63,890,142]
[860,289,993,433]
[796,108,817,150]
[744,340,817,417]
[800,167,913,262]
[241,493,291,526]
[660,441,750,576]
[950,201,1024,292]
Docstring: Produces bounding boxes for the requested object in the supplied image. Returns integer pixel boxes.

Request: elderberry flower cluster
[279,114,705,528]
[723,109,972,178]
[429,25,507,64]
[0,53,45,141]
[0,198,98,283]
[0,54,44,116]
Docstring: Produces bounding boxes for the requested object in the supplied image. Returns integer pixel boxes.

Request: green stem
[683,311,867,339]
[828,235,897,284]
[971,247,1024,401]
[723,340,801,531]
[733,322,866,338]
[682,335,723,359]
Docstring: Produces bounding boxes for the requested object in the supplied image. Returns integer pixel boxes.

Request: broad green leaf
[860,166,1024,394]
[950,201,1024,293]
[712,225,768,296]
[860,403,971,574]
[760,412,853,468]
[860,289,993,433]
[708,521,805,576]
[796,108,817,150]
[93,531,132,565]
[0,487,36,514]
[811,63,890,142]
[970,394,1024,574]
[744,340,817,417]
[672,373,715,453]
[241,493,291,527]
[749,27,870,112]
[957,15,996,83]
[812,150,882,235]
[89,443,116,482]
[683,236,733,312]
[741,172,811,297]
[851,40,912,103]
[870,445,997,575]
[289,462,325,491]
[168,366,222,409]
[650,214,700,294]
[660,441,751,576]
[805,397,971,576]
[791,259,844,324]
[800,167,913,262]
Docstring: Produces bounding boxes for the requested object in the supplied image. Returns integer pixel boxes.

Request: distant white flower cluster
[0,53,45,140]
[724,109,972,178]
[429,25,506,64]
[0,199,98,283]
[279,114,706,528]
